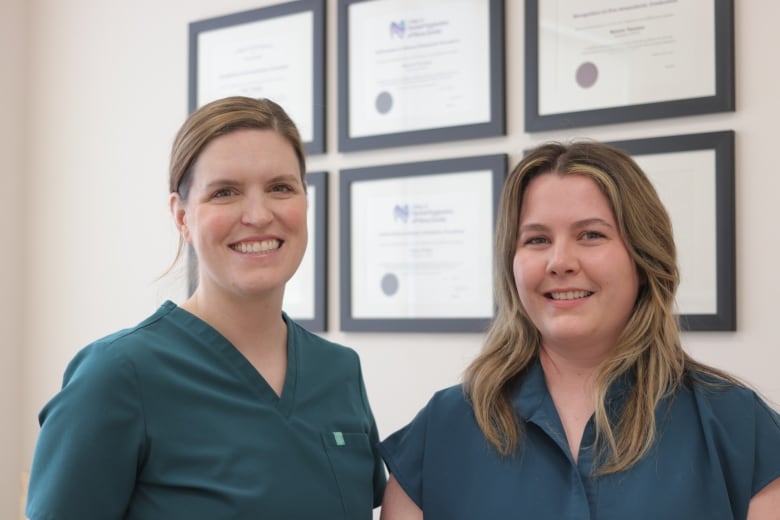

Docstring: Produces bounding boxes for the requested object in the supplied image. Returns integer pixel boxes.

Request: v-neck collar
[166,301,298,417]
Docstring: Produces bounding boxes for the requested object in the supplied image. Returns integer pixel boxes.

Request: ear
[170,192,192,243]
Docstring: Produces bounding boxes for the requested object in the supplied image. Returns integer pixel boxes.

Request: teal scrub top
[379,360,780,520]
[27,301,386,520]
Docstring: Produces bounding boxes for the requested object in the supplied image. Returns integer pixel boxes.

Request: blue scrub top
[379,360,780,520]
[27,301,386,519]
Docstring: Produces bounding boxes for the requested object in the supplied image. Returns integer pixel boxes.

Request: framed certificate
[283,171,328,332]
[607,131,735,331]
[338,0,505,151]
[525,0,735,131]
[189,0,325,154]
[340,154,507,332]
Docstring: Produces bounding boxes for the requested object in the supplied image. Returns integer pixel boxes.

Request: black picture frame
[337,0,505,152]
[283,171,328,332]
[339,154,507,332]
[188,0,326,154]
[607,131,735,331]
[525,0,735,132]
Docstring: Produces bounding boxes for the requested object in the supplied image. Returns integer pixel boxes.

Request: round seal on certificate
[375,91,394,114]
[381,273,400,296]
[576,62,598,88]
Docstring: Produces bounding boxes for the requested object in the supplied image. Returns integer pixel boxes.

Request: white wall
[9,0,780,517]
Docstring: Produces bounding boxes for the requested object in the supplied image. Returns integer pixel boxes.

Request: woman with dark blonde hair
[26,96,385,519]
[379,141,780,519]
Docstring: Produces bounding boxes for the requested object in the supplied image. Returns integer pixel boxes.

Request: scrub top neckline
[163,300,298,417]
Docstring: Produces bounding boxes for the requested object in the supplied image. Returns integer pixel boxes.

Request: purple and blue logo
[393,204,410,223]
[390,20,405,38]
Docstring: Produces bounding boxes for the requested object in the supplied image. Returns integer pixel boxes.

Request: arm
[746,393,780,520]
[747,477,780,520]
[26,346,144,519]
[380,475,422,520]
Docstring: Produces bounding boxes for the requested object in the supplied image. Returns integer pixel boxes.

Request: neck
[180,287,287,356]
[539,346,602,463]
[539,345,603,395]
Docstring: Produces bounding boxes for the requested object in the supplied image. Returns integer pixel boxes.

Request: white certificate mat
[348,0,491,136]
[635,150,717,315]
[283,183,318,320]
[539,0,715,114]
[282,171,327,331]
[339,155,506,332]
[351,172,493,318]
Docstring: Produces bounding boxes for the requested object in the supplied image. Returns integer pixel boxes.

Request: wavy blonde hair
[464,141,735,474]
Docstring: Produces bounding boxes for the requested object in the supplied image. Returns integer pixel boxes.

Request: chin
[546,328,599,345]
[234,279,287,297]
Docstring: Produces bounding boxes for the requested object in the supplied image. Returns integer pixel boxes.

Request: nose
[240,192,273,226]
[547,240,579,275]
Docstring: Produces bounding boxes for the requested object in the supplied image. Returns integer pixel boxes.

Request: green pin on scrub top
[333,431,345,446]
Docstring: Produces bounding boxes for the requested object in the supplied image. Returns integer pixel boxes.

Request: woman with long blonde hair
[379,141,780,519]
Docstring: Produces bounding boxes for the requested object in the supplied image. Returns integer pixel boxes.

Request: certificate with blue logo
[338,0,505,151]
[339,155,506,332]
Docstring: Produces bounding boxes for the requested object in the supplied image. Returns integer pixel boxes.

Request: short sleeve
[751,394,780,495]
[26,344,146,520]
[378,403,431,508]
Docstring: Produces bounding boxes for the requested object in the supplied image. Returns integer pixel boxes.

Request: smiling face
[171,128,307,304]
[512,172,640,359]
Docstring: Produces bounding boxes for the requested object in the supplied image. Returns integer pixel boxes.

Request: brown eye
[523,236,549,246]
[212,188,235,199]
[581,231,606,240]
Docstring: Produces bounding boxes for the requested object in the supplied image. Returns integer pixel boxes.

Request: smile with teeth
[230,239,281,254]
[547,290,592,300]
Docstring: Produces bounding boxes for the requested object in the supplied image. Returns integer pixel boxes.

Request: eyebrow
[201,173,302,190]
[519,218,615,233]
[202,178,241,190]
[270,173,304,184]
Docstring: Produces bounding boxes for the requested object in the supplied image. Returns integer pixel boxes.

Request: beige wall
[7,0,780,517]
[1,0,26,517]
